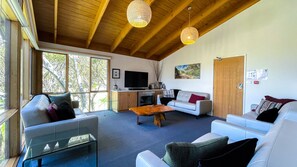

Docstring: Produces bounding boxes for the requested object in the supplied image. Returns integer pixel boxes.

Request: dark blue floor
[18,110,220,167]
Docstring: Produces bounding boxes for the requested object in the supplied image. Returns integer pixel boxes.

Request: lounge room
[1,0,297,166]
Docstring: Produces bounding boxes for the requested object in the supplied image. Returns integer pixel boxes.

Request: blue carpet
[18,110,220,167]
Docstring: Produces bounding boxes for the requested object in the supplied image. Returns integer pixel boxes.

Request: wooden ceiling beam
[130,0,193,56]
[86,0,110,48]
[110,0,156,52]
[38,31,151,60]
[157,0,260,61]
[54,0,58,43]
[146,0,229,59]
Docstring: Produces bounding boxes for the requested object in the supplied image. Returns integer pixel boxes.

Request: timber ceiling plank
[110,0,156,52]
[157,0,260,61]
[146,0,229,59]
[130,0,194,55]
[33,0,260,61]
[86,0,110,48]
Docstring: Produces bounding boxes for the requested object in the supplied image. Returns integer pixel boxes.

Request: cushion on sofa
[49,92,73,107]
[198,138,258,167]
[265,95,295,108]
[47,103,59,122]
[255,99,282,115]
[163,90,175,98]
[21,95,51,128]
[188,94,205,104]
[163,136,228,167]
[174,101,196,110]
[256,108,279,123]
[56,102,76,120]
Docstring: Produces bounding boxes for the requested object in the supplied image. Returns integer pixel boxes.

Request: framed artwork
[112,68,120,79]
[175,63,200,79]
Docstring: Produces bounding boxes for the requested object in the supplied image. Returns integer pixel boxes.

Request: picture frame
[175,63,201,79]
[112,68,120,79]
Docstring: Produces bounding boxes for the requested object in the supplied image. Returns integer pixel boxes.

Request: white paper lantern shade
[127,0,152,28]
[180,26,199,45]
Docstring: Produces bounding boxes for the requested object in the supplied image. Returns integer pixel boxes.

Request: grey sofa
[165,91,212,116]
[136,101,297,167]
[21,94,99,147]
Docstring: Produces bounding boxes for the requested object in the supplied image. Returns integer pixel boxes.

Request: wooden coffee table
[129,105,174,127]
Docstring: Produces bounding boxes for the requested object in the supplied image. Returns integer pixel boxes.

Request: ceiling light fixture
[180,6,199,45]
[127,0,152,28]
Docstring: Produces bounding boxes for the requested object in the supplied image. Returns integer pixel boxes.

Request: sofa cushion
[198,138,258,167]
[265,95,295,108]
[163,136,228,167]
[21,95,51,128]
[175,101,196,110]
[256,108,279,123]
[49,92,73,108]
[176,91,210,102]
[163,89,175,98]
[242,111,258,120]
[255,99,282,115]
[47,103,59,122]
[188,94,205,104]
[56,102,76,120]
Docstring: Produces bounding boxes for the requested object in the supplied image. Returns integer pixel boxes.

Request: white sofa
[166,91,212,116]
[21,94,99,147]
[136,101,297,167]
[226,101,297,134]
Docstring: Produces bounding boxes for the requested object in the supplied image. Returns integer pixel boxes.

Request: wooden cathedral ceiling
[32,0,259,61]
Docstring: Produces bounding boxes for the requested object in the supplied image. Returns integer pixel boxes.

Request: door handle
[238,83,243,89]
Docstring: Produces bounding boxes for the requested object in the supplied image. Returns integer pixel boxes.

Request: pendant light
[127,0,152,28]
[180,6,199,45]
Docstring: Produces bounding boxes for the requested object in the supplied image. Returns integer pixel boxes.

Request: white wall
[160,0,297,113]
[110,55,158,90]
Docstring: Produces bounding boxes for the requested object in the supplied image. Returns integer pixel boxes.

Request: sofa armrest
[136,150,169,167]
[226,114,273,133]
[251,104,258,111]
[196,100,212,115]
[24,115,98,147]
[211,120,265,141]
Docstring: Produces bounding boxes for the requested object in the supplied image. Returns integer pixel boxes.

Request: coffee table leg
[137,116,140,125]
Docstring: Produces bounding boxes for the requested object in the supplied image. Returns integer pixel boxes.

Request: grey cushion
[49,92,73,108]
[163,136,229,167]
[21,95,51,128]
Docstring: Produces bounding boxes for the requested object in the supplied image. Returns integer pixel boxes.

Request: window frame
[41,52,110,112]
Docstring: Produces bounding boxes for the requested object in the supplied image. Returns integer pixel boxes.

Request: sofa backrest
[176,91,210,102]
[274,101,297,124]
[248,119,297,167]
[21,95,51,128]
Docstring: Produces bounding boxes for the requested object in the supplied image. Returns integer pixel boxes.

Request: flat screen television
[125,71,148,89]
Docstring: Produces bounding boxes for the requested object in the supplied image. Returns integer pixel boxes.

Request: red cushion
[188,94,205,104]
[265,95,295,107]
[47,103,59,122]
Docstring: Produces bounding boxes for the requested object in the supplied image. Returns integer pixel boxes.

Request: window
[0,8,10,165]
[42,52,66,93]
[42,52,109,112]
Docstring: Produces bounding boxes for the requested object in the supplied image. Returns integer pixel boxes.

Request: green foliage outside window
[42,53,109,112]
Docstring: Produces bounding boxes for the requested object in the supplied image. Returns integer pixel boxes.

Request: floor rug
[18,110,220,167]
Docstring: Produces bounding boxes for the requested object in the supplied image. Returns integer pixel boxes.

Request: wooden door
[213,56,244,118]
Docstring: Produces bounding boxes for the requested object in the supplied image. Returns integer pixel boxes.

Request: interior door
[213,56,244,118]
